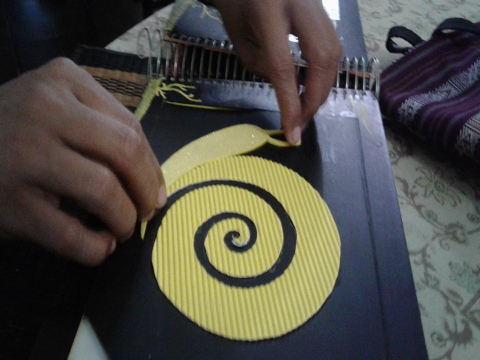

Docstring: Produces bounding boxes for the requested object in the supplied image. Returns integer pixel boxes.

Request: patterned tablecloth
[107,2,480,359]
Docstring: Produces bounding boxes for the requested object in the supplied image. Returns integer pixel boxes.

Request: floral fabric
[359,1,480,359]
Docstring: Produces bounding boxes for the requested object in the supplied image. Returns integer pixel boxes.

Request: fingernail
[109,240,117,255]
[144,208,155,222]
[289,126,302,145]
[157,184,167,209]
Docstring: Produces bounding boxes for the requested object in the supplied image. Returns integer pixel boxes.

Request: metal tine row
[166,33,271,86]
[136,28,304,90]
[333,56,381,99]
[137,29,381,97]
[137,29,277,87]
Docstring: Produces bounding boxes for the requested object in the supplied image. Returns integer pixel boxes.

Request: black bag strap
[433,17,480,37]
[386,26,423,54]
[386,17,480,55]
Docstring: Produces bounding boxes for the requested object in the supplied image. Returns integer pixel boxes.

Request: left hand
[0,58,166,266]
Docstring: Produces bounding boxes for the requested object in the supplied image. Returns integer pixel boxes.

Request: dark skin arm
[0,58,166,266]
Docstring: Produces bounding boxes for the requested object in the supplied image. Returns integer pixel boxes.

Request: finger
[69,66,166,196]
[26,189,116,266]
[292,4,342,126]
[35,144,138,241]
[59,103,166,220]
[215,1,302,144]
[253,5,302,144]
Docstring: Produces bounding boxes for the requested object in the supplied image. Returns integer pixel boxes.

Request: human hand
[211,0,342,144]
[0,58,166,266]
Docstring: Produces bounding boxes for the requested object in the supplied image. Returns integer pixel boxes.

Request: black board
[81,93,427,359]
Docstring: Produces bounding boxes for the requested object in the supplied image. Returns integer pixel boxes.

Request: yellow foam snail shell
[147,124,341,341]
[141,124,294,238]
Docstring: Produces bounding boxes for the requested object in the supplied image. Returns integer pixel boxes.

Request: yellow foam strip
[161,124,296,188]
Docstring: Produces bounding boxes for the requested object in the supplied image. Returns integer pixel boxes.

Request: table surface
[103,2,480,360]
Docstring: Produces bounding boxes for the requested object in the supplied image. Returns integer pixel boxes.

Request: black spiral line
[160,179,297,288]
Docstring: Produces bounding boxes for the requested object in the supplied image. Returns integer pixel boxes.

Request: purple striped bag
[380,18,480,163]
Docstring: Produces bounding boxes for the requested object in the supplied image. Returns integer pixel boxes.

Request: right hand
[212,0,342,144]
[0,58,166,266]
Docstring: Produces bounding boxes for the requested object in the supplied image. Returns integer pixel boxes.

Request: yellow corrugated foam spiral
[148,124,341,341]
